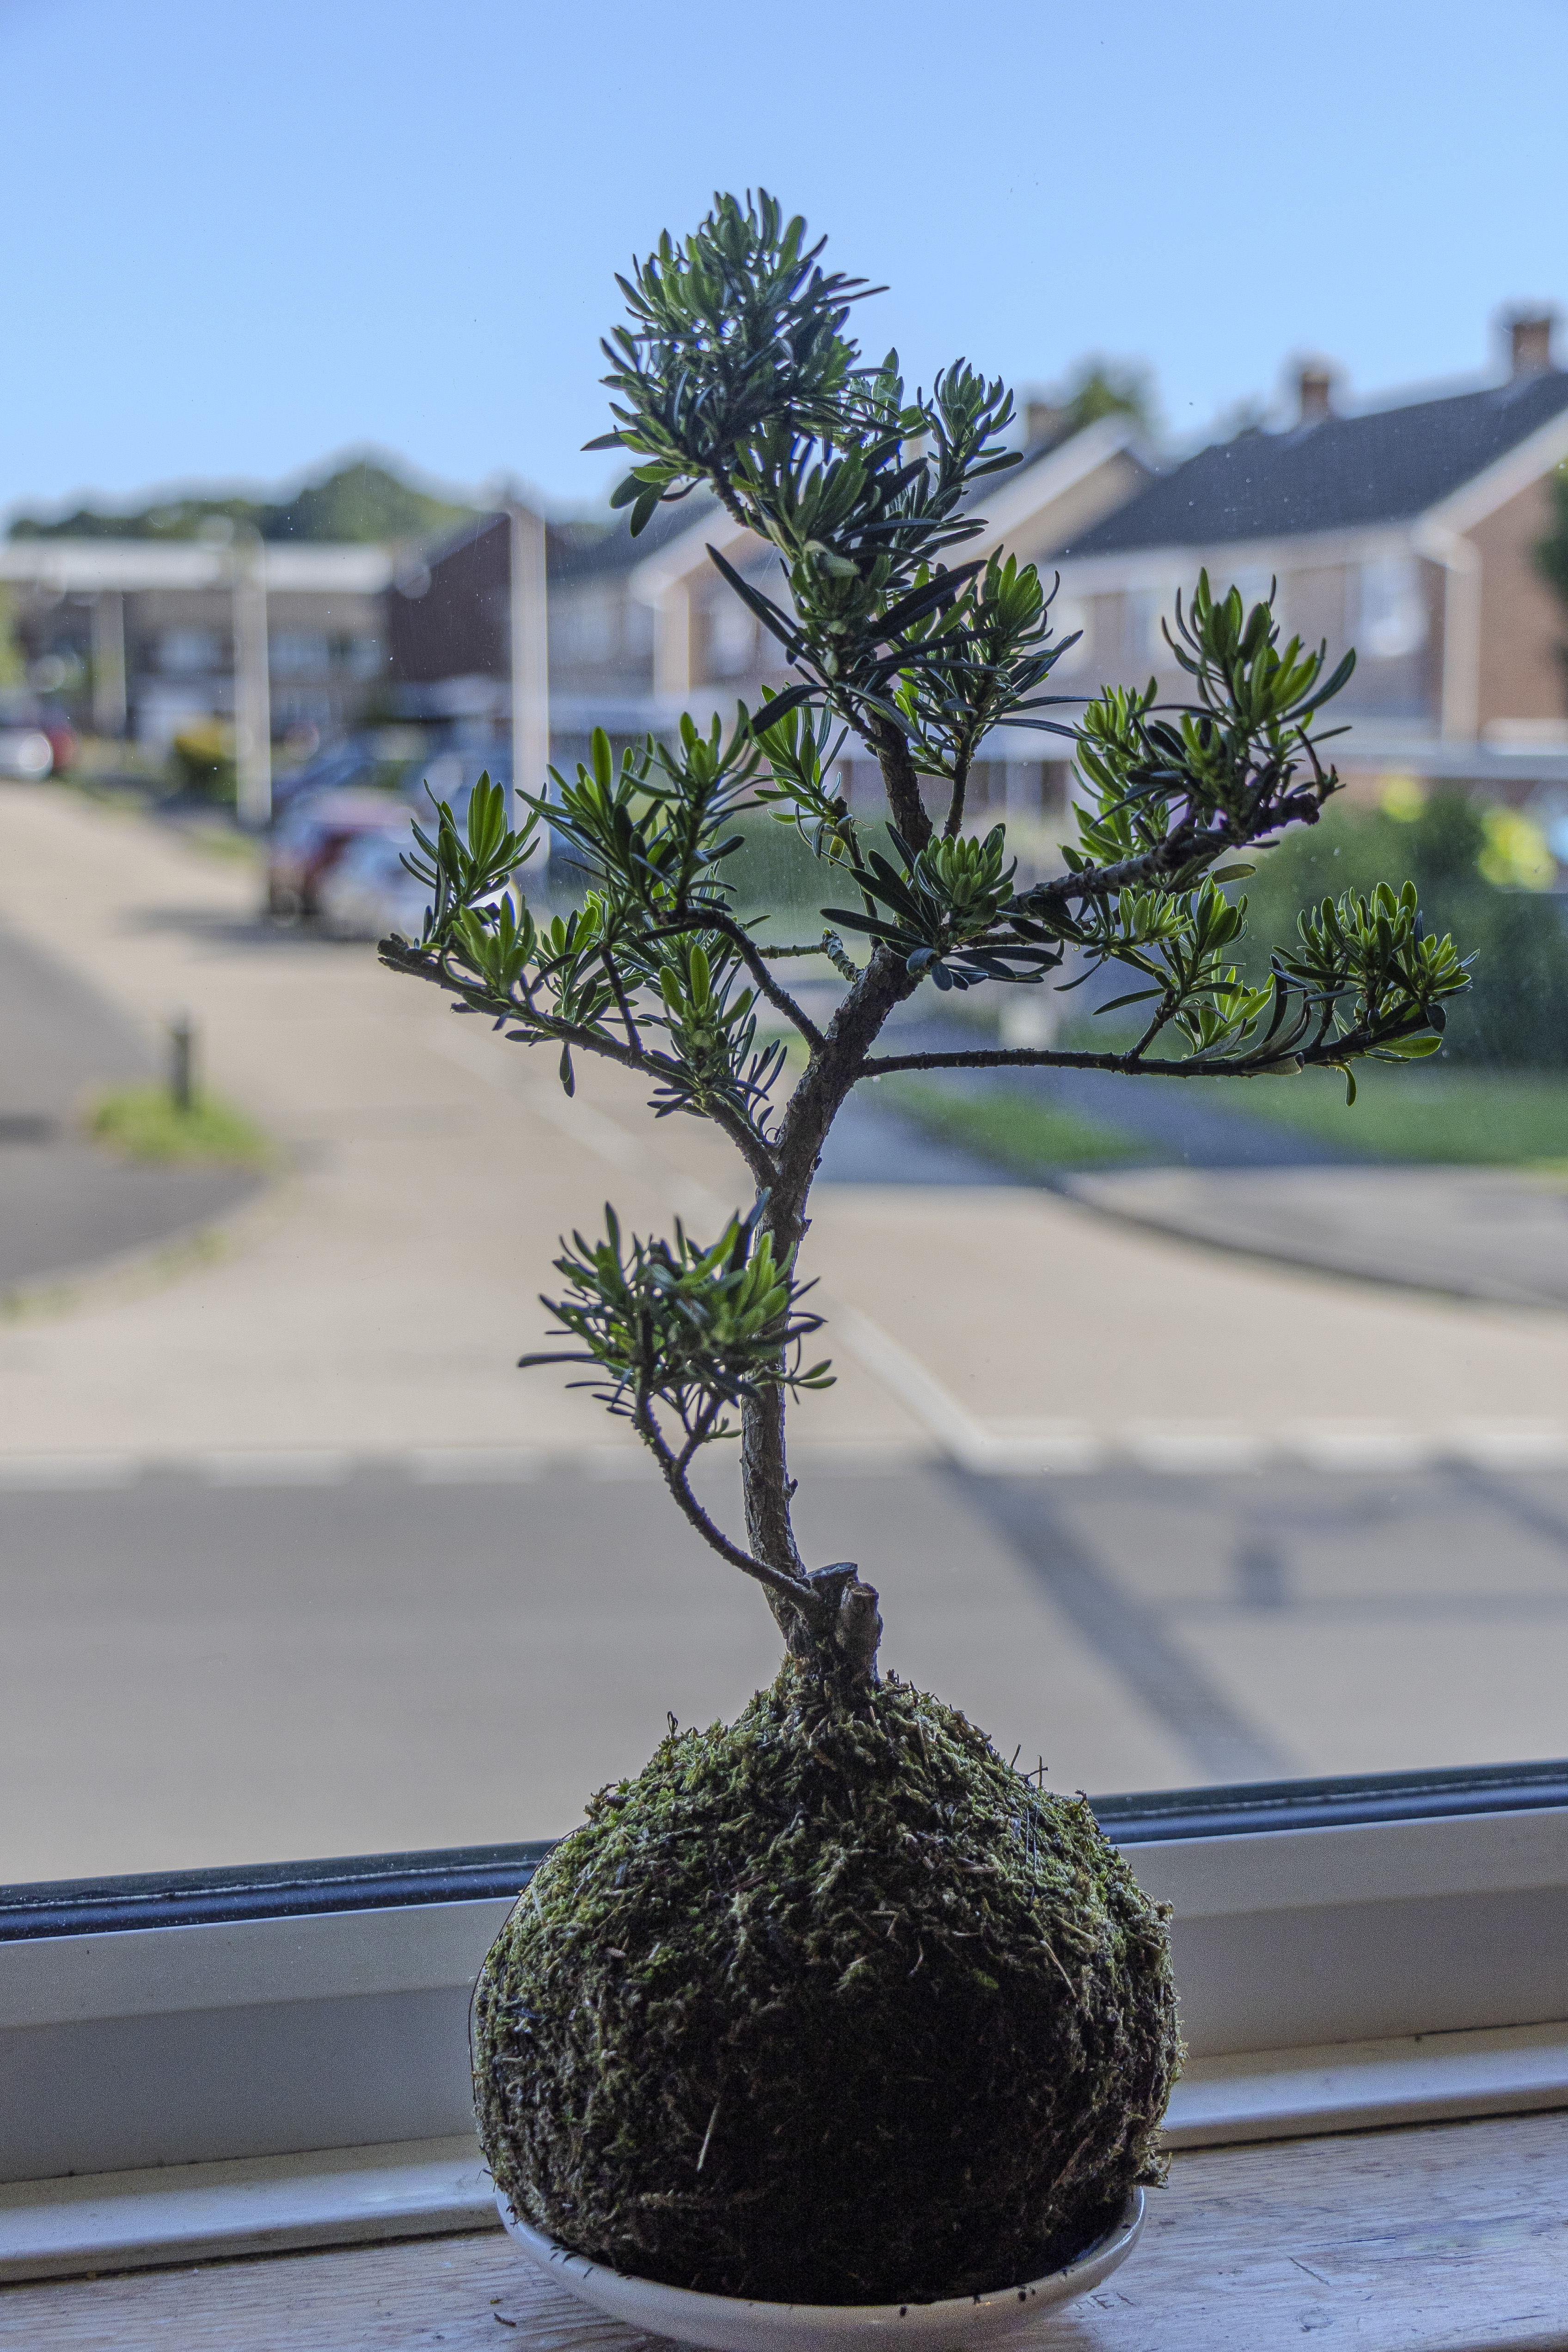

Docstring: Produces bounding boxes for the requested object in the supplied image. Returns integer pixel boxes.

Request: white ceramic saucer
[496,2189,1144,2351]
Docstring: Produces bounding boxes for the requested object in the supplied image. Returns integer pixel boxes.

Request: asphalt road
[4,1456,1566,1887]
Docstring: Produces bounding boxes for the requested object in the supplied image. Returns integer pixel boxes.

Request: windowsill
[3,2112,1563,2350]
[3,1770,1563,2287]
[4,2018,1566,2285]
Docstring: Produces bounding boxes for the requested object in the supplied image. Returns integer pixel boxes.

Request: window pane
[3,1,1568,1886]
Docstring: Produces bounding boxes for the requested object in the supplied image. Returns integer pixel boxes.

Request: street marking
[1124,1426,1273,1474]
[0,1455,138,1491]
[201,1452,355,1487]
[576,1448,659,1481]
[0,1424,1565,1490]
[833,1307,1107,1472]
[1447,1423,1568,1470]
[1288,1427,1435,1473]
[409,1449,544,1484]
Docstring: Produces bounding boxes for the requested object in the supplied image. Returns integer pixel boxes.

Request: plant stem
[730,738,930,1654]
[633,1389,807,1610]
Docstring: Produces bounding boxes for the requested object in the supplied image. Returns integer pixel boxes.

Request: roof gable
[625,417,1149,602]
[1061,369,1568,558]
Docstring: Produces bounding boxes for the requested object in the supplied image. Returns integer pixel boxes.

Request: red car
[265,789,412,922]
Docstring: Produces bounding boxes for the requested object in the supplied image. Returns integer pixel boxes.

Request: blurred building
[1044,314,1568,798]
[384,411,1149,826]
[11,315,1568,828]
[0,536,392,750]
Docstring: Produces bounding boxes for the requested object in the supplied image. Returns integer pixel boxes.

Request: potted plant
[380,192,1470,2338]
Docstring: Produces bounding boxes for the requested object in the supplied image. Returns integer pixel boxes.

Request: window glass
[2,0,1567,1886]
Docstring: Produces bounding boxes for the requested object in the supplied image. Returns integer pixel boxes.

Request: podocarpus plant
[380,194,1471,2308]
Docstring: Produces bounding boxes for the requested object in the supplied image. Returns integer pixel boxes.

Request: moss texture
[473,1666,1180,2304]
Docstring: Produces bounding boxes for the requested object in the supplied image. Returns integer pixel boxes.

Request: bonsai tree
[380,194,1471,2308]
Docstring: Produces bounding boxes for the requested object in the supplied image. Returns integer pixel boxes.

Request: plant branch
[601,946,642,1055]
[942,751,971,842]
[853,1034,1395,1081]
[379,932,780,1191]
[642,911,827,1050]
[1023,782,1328,913]
[631,1386,810,1609]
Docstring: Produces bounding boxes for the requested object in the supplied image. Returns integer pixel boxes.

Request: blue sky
[6,0,1568,520]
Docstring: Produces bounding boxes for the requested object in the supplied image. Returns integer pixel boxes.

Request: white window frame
[2,1764,1565,2282]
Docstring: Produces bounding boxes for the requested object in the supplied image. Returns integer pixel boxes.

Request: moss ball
[473,1667,1180,2305]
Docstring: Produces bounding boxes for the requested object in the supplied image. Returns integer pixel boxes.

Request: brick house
[1046,318,1568,801]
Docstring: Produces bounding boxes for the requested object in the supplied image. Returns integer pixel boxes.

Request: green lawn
[878,1062,1568,1172]
[878,1078,1146,1170]
[1219,1063,1568,1166]
[88,1085,272,1167]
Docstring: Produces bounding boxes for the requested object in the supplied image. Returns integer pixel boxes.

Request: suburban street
[3,782,1568,1883]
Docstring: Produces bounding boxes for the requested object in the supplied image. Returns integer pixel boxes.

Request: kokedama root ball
[473,1668,1181,2305]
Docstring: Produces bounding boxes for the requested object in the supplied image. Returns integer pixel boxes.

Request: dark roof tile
[1059,370,1568,557]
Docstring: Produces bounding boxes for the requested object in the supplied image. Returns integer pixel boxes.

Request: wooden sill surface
[1,2112,1564,2352]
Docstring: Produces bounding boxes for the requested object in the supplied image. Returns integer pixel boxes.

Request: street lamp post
[231,527,272,829]
[507,500,549,874]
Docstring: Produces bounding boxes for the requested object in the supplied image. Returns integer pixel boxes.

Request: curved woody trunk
[739,746,933,1685]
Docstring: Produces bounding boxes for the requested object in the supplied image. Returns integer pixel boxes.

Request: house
[0,537,392,745]
[386,501,699,784]
[0,533,395,821]
[1044,316,1568,801]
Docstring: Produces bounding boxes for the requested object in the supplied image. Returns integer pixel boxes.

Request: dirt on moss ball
[473,1666,1181,2305]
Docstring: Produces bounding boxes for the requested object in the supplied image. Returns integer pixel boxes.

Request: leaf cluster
[822,824,1060,991]
[1275,879,1472,1097]
[1039,572,1352,895]
[593,190,1081,811]
[522,1204,831,1445]
[397,732,796,1152]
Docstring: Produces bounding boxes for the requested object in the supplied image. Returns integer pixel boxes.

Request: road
[4,1452,1567,1883]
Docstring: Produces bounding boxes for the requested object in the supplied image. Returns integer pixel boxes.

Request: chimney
[1296,362,1335,424]
[1024,398,1069,447]
[1509,311,1556,377]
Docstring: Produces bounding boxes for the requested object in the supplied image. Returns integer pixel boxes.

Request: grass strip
[1216,1064,1568,1166]
[87,1085,272,1167]
[878,1076,1147,1170]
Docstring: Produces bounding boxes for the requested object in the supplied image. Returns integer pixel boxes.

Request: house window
[157,627,222,675]
[1231,567,1276,625]
[708,591,758,676]
[1355,555,1427,659]
[552,591,617,666]
[343,634,385,680]
[270,630,331,678]
[1123,583,1180,665]
[1049,595,1092,673]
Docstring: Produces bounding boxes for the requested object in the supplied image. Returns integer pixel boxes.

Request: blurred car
[403,745,513,828]
[0,697,75,779]
[265,789,412,921]
[317,828,429,941]
[0,727,55,781]
[270,736,391,818]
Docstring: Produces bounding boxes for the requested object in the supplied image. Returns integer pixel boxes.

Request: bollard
[169,1014,195,1115]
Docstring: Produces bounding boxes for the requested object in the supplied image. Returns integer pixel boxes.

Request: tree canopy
[7,457,474,545]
